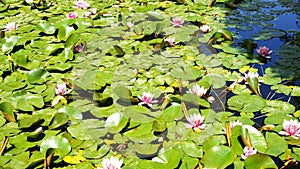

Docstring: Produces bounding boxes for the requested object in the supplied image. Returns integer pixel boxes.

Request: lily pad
[40,135,71,159]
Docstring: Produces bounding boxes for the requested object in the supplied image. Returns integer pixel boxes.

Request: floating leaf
[201,74,226,89]
[266,132,288,156]
[40,135,71,158]
[67,119,107,140]
[181,141,203,158]
[244,154,277,169]
[49,113,69,130]
[2,36,20,53]
[152,149,181,169]
[201,145,234,168]
[0,102,15,122]
[26,68,49,84]
[36,22,56,34]
[227,94,266,113]
[58,26,75,41]
[18,115,41,129]
[133,143,160,155]
[241,125,267,153]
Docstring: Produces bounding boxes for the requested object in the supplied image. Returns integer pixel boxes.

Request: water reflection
[224,0,300,111]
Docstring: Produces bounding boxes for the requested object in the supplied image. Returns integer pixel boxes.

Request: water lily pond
[1,0,300,168]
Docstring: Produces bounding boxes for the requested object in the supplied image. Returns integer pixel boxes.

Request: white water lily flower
[105,113,122,128]
[187,84,207,97]
[99,156,123,169]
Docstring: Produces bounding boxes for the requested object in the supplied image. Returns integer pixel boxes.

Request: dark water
[224,0,300,111]
[224,1,300,168]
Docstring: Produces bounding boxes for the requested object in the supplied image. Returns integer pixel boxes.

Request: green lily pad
[133,143,160,155]
[26,68,49,84]
[244,154,277,169]
[152,149,181,169]
[36,22,56,34]
[1,36,20,53]
[10,91,44,111]
[201,145,235,168]
[49,113,69,130]
[227,94,266,113]
[0,102,15,122]
[123,106,156,123]
[201,74,226,89]
[181,141,203,158]
[67,119,107,140]
[266,132,288,156]
[58,26,75,41]
[40,135,71,158]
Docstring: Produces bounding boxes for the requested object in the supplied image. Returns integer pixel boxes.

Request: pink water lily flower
[74,44,84,53]
[243,72,259,82]
[188,84,207,97]
[126,22,134,29]
[244,72,259,79]
[66,12,78,19]
[279,119,300,139]
[138,92,157,107]
[256,46,272,58]
[170,18,184,28]
[85,11,92,18]
[164,37,176,46]
[241,146,257,160]
[74,0,90,9]
[229,120,243,131]
[223,120,242,134]
[185,113,206,132]
[200,25,211,33]
[5,22,18,31]
[55,83,72,96]
[100,156,123,169]
[90,8,97,14]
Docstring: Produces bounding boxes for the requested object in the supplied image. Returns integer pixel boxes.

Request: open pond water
[225,0,300,110]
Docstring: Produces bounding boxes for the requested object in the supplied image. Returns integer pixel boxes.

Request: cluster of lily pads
[0,0,300,168]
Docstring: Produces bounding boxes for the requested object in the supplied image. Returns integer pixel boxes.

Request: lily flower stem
[181,101,189,121]
[178,78,190,119]
[225,122,232,147]
[0,136,9,155]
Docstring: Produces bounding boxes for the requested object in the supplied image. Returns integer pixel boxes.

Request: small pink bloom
[243,72,259,80]
[101,156,123,169]
[244,72,259,79]
[187,84,207,97]
[126,22,134,29]
[170,18,184,28]
[5,22,18,31]
[66,12,78,19]
[200,25,211,33]
[74,44,84,53]
[138,92,157,107]
[279,119,300,139]
[241,146,257,160]
[185,114,206,132]
[85,11,92,18]
[223,120,242,134]
[74,0,90,9]
[90,8,97,14]
[230,120,242,130]
[55,83,72,96]
[164,38,176,46]
[256,46,272,58]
